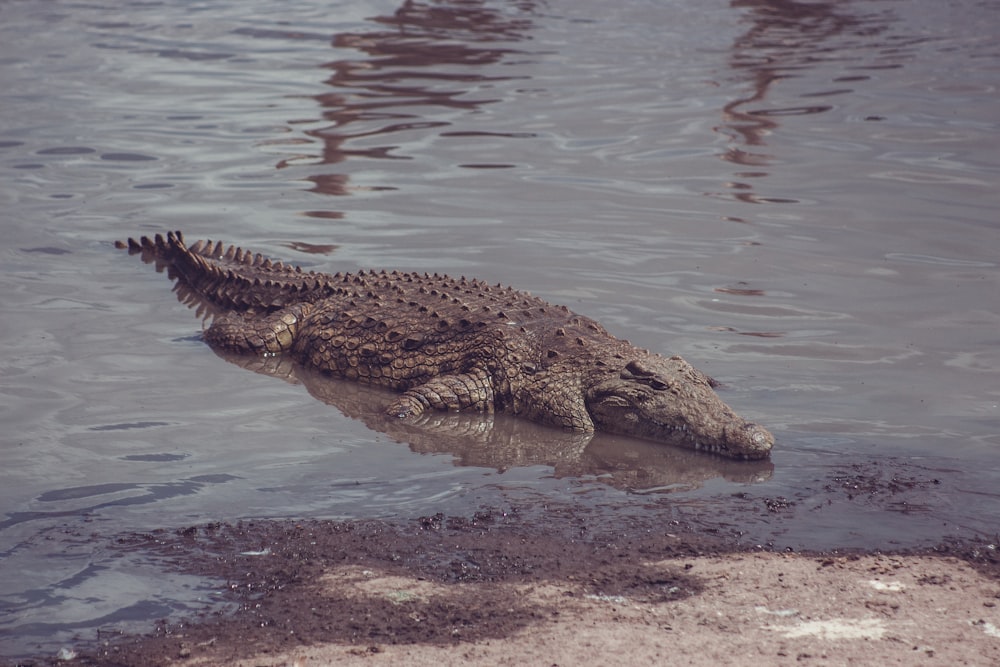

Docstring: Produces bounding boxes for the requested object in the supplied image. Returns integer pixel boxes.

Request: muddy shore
[8,502,1000,667]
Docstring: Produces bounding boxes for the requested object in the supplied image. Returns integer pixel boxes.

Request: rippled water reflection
[2,0,999,657]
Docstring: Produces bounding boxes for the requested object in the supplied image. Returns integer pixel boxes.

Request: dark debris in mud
[827,461,941,500]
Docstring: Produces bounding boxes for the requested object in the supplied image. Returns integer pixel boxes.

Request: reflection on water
[291,0,537,204]
[716,0,892,204]
[0,476,241,532]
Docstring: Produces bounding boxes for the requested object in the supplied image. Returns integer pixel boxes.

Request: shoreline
[10,509,1000,667]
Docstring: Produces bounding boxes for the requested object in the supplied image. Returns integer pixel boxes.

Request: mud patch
[8,509,1000,667]
[9,479,1000,667]
[43,509,706,665]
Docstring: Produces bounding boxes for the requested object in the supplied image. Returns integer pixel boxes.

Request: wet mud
[10,482,1000,666]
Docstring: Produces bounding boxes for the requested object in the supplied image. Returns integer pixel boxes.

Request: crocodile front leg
[204,304,312,355]
[386,367,495,419]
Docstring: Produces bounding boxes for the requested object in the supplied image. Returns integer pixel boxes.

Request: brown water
[2,0,999,656]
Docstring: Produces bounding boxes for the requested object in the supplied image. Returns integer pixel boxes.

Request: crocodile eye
[648,378,670,391]
[624,360,655,378]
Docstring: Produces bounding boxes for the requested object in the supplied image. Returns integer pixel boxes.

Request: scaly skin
[117,231,774,459]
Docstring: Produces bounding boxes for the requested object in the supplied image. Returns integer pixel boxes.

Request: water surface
[2,0,999,657]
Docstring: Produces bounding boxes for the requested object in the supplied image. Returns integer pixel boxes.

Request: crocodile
[219,353,775,487]
[116,231,774,459]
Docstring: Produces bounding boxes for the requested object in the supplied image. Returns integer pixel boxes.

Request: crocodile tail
[116,230,334,312]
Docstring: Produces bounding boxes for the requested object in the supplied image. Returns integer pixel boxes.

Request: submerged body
[118,232,773,459]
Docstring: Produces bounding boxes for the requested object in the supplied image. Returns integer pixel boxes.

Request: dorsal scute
[122,231,348,312]
[122,231,560,327]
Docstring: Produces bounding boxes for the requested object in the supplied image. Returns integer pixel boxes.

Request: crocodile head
[584,355,773,460]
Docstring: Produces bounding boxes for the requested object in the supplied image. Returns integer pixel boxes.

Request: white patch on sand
[868,579,905,592]
[585,594,629,605]
[771,617,887,640]
[972,620,1000,638]
[755,606,799,617]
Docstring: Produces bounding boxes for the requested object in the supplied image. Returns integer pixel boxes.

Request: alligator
[116,231,774,459]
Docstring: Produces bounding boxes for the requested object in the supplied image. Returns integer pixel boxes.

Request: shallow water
[2,0,999,657]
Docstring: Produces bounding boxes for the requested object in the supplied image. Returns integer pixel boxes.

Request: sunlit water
[2,0,999,657]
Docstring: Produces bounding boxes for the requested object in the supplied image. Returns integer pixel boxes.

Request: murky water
[2,0,999,657]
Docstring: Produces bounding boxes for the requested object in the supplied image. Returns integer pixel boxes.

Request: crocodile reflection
[218,353,774,493]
